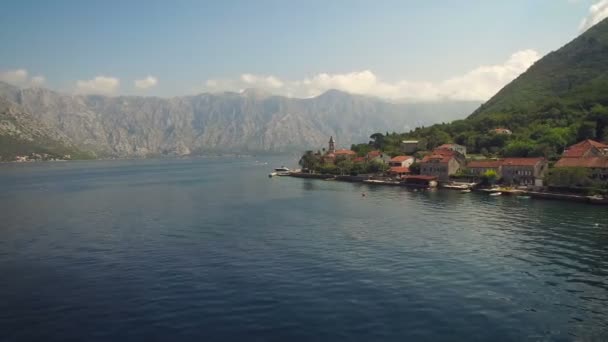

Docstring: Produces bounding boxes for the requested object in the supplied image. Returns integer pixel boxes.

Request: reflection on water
[0,157,607,341]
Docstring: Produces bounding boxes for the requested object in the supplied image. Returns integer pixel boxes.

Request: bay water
[1,157,607,341]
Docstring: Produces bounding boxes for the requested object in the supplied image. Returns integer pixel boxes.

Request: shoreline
[287,172,608,206]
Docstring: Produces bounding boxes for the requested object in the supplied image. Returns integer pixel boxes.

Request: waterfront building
[501,158,548,186]
[554,157,608,181]
[466,160,503,177]
[420,149,465,181]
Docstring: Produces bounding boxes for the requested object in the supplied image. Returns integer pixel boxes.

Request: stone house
[554,157,608,181]
[420,149,465,181]
[501,158,548,186]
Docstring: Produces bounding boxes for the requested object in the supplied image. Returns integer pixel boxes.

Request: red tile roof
[491,128,512,134]
[390,155,412,162]
[334,149,356,156]
[562,139,608,158]
[467,160,503,168]
[353,157,366,163]
[389,166,410,174]
[588,140,608,148]
[421,148,457,164]
[501,157,545,166]
[555,157,608,168]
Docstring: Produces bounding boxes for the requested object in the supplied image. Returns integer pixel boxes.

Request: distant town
[10,153,72,163]
[288,134,608,204]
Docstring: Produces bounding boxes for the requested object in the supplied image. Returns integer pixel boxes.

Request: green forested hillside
[388,18,608,159]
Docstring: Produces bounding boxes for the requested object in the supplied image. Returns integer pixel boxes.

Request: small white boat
[489,192,502,196]
[460,189,471,193]
[269,166,291,177]
[363,179,388,184]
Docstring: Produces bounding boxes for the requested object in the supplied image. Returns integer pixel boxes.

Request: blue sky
[1,0,607,100]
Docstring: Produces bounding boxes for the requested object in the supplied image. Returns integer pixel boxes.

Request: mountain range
[0,82,478,159]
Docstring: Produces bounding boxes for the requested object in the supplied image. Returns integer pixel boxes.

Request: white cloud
[240,74,283,89]
[30,76,46,86]
[134,75,158,89]
[579,0,608,32]
[202,49,541,101]
[0,68,46,87]
[75,76,120,95]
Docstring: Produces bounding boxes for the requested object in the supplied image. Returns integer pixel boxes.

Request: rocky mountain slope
[0,97,89,160]
[0,82,479,157]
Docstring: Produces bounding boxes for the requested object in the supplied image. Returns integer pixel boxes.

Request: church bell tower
[328,136,336,153]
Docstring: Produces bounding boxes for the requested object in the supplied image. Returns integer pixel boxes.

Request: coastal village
[285,134,608,204]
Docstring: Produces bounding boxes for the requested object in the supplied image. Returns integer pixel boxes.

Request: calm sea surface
[1,157,607,341]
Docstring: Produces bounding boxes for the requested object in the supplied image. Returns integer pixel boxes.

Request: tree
[298,150,320,172]
[427,130,451,149]
[545,167,593,188]
[351,143,373,157]
[408,162,421,175]
[336,157,354,175]
[502,140,536,157]
[351,162,366,175]
[481,169,498,185]
[319,163,338,175]
[369,133,385,149]
[577,121,597,141]
[367,159,389,173]
[590,104,608,141]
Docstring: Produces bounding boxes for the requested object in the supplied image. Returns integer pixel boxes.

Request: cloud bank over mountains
[134,76,159,89]
[203,50,541,101]
[75,76,120,95]
[0,69,45,87]
[0,49,543,101]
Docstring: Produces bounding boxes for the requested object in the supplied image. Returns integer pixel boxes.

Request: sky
[1,0,608,101]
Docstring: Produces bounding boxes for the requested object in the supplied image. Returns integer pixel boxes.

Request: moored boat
[269,166,291,177]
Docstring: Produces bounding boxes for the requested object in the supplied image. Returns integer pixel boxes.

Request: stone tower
[328,136,335,153]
